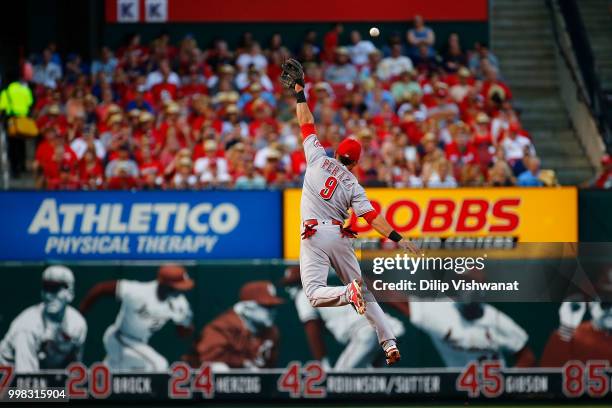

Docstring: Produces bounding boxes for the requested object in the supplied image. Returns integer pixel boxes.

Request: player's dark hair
[338,156,355,167]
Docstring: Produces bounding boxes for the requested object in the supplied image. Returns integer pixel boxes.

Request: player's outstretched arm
[368,213,419,254]
[79,280,118,314]
[294,83,314,127]
[280,58,313,128]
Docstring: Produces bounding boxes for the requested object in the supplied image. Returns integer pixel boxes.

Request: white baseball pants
[299,223,396,344]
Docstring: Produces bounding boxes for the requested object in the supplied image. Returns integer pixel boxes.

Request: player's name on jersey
[372,279,520,293]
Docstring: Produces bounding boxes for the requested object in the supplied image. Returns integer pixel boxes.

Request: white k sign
[117,0,139,23]
[145,0,168,22]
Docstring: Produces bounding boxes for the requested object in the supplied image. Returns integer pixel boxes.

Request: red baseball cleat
[347,279,366,315]
[385,345,401,366]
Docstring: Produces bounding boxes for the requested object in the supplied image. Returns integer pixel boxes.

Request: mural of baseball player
[185,281,283,370]
[539,301,612,366]
[79,264,194,372]
[0,266,87,373]
[395,300,535,368]
[281,266,405,369]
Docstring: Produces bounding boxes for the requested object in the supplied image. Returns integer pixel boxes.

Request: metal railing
[553,0,612,153]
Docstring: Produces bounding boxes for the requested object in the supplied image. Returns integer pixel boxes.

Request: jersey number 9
[319,176,338,200]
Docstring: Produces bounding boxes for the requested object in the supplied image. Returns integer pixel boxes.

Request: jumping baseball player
[280,59,418,365]
[79,264,194,372]
[0,266,87,373]
[540,301,612,366]
[281,266,405,369]
[398,300,535,367]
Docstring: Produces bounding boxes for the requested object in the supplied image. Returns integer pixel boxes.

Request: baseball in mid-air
[369,27,380,37]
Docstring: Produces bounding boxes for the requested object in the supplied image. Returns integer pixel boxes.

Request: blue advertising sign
[0,191,281,260]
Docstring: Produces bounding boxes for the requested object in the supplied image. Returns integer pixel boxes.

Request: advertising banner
[0,191,281,261]
[283,187,578,260]
[106,0,488,23]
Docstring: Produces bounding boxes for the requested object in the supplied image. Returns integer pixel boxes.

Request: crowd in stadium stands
[16,17,560,190]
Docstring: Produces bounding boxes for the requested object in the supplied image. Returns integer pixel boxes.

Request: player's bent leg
[383,341,401,366]
[300,235,349,307]
[102,327,125,369]
[364,302,396,345]
[329,241,396,351]
[334,324,379,369]
[346,279,366,314]
[103,327,166,372]
[130,343,169,372]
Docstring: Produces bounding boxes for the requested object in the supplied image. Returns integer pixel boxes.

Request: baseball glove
[280,58,305,89]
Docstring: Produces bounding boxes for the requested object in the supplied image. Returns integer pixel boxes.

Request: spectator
[481,67,512,109]
[172,157,198,189]
[107,162,139,190]
[91,47,118,81]
[17,31,533,191]
[391,69,422,102]
[348,30,377,66]
[33,48,62,88]
[377,44,414,81]
[488,159,516,187]
[235,162,266,189]
[146,59,180,90]
[423,159,458,188]
[324,47,358,85]
[0,63,34,177]
[442,33,467,73]
[236,42,267,72]
[65,54,88,83]
[79,149,104,189]
[412,43,439,73]
[126,84,154,113]
[236,64,272,92]
[449,67,474,103]
[302,30,321,57]
[517,156,544,187]
[105,145,139,179]
[323,23,344,62]
[407,15,435,58]
[468,42,500,78]
[194,140,231,187]
[501,123,536,175]
[70,124,105,160]
[206,39,234,70]
[381,31,407,58]
[47,164,80,190]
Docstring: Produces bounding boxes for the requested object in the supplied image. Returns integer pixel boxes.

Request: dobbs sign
[283,187,577,259]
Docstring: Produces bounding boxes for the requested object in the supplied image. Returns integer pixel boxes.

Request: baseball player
[0,266,87,373]
[186,281,282,370]
[280,58,418,365]
[281,266,405,369]
[400,300,535,367]
[79,264,194,372]
[539,301,612,366]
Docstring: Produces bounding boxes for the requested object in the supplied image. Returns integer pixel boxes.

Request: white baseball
[369,27,380,38]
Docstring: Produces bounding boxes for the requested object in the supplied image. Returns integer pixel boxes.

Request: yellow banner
[283,187,577,260]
